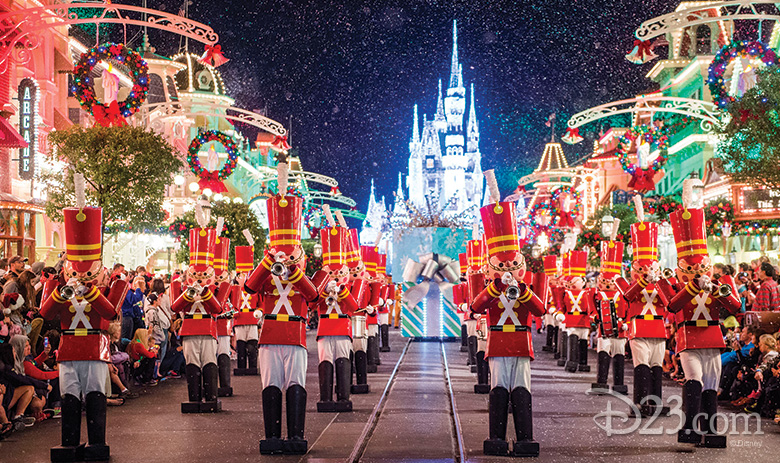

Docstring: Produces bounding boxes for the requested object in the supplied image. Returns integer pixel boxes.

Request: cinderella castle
[361,20,485,245]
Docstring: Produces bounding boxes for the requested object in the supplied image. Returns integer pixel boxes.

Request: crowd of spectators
[0,256,188,440]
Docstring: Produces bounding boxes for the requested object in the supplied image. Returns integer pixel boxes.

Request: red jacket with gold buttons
[231,286,261,326]
[170,280,223,338]
[615,277,668,339]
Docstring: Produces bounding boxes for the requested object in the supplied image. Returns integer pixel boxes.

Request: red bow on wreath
[198,44,230,68]
[197,171,228,194]
[272,135,291,151]
[625,40,658,65]
[557,211,575,228]
[93,101,127,127]
[627,169,657,191]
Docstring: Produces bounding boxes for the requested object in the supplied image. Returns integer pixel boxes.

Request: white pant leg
[610,338,627,356]
[368,325,378,337]
[59,360,109,397]
[679,349,721,391]
[234,325,259,342]
[488,357,531,392]
[379,313,389,325]
[183,335,218,368]
[217,335,231,356]
[629,338,665,368]
[568,327,589,339]
[258,345,308,390]
[318,336,352,363]
[597,337,610,354]
[465,319,477,336]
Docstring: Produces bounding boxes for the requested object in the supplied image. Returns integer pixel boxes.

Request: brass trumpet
[184,284,202,300]
[716,283,733,298]
[662,268,675,279]
[270,261,286,277]
[506,285,520,300]
[60,284,85,299]
[325,295,337,308]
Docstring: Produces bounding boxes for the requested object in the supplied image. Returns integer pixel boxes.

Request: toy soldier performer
[245,162,320,455]
[171,200,231,414]
[312,205,358,412]
[562,250,593,373]
[472,171,546,457]
[615,196,669,417]
[589,224,629,395]
[41,174,129,462]
[232,233,261,376]
[213,226,235,397]
[657,177,741,447]
[541,255,560,353]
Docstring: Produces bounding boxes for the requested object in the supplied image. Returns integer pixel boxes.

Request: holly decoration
[644,196,682,222]
[617,124,670,191]
[72,43,149,119]
[187,130,239,194]
[704,199,735,237]
[708,41,776,109]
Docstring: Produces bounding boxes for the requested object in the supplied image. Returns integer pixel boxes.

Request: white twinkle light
[189,182,200,192]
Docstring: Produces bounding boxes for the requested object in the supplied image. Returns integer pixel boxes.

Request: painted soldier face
[186,266,215,287]
[269,245,306,269]
[676,255,712,283]
[630,260,660,280]
[215,269,230,284]
[487,252,526,282]
[325,264,350,286]
[564,276,585,291]
[597,275,616,291]
[64,260,104,284]
[348,261,366,281]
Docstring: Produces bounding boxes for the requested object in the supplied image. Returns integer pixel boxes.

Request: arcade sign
[733,185,780,220]
[18,78,37,181]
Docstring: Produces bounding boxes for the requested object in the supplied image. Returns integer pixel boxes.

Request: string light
[708,40,777,109]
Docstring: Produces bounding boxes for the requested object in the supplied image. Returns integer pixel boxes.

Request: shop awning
[0,117,27,149]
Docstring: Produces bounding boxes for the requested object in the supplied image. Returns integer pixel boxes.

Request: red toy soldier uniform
[361,244,382,372]
[377,253,393,352]
[615,197,669,417]
[312,205,359,412]
[232,236,261,376]
[456,252,470,353]
[465,238,483,369]
[562,250,593,373]
[656,177,741,447]
[467,237,491,394]
[541,255,560,353]
[170,202,229,414]
[245,163,320,455]
[40,178,129,463]
[589,232,629,395]
[471,174,546,457]
[213,230,234,397]
[340,219,372,394]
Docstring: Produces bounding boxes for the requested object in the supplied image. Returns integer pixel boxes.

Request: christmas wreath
[72,43,149,125]
[187,130,239,194]
[708,40,777,109]
[617,125,670,191]
[550,186,582,228]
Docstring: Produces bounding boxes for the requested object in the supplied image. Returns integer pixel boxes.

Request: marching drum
[598,300,618,338]
[352,314,367,339]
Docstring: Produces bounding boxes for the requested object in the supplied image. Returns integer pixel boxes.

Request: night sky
[140,0,681,221]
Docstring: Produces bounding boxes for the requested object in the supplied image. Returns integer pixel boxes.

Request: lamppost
[313,242,323,258]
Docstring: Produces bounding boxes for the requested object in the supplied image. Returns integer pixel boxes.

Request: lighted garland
[72,43,149,117]
[550,186,582,225]
[523,202,563,244]
[708,40,777,109]
[187,130,239,181]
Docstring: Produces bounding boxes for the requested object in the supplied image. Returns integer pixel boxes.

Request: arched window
[696,25,711,55]
[147,74,166,104]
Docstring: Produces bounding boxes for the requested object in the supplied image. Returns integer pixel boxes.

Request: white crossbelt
[188,300,207,315]
[640,289,658,315]
[240,292,252,311]
[271,276,294,315]
[497,293,522,326]
[691,291,712,321]
[567,290,585,313]
[68,298,92,330]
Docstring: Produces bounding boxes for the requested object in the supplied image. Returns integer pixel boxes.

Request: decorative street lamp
[531,244,541,259]
[313,243,323,258]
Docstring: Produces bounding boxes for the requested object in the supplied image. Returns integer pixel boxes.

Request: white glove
[117,272,127,281]
[2,308,10,315]
[326,280,339,294]
[548,307,556,315]
[366,305,376,315]
[501,272,515,286]
[645,271,659,284]
[698,274,713,292]
[66,277,79,287]
[377,298,385,307]
[253,310,263,320]
[387,300,394,307]
[621,323,629,332]
[555,312,566,323]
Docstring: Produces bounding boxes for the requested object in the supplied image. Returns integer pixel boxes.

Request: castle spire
[468,83,478,133]
[435,79,447,130]
[396,172,405,199]
[449,20,462,89]
[412,104,420,143]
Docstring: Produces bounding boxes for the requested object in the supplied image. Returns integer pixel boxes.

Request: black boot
[283,385,308,454]
[217,354,233,397]
[51,394,83,462]
[380,324,391,352]
[632,365,651,417]
[542,324,555,352]
[351,350,370,394]
[235,340,247,372]
[700,389,727,448]
[556,332,567,365]
[612,354,628,395]
[317,361,336,412]
[590,351,610,394]
[181,364,202,413]
[246,339,259,374]
[483,387,510,456]
[678,380,703,444]
[578,339,591,372]
[200,362,222,412]
[372,334,381,365]
[83,391,109,461]
[367,336,378,373]
[474,351,491,394]
[260,386,284,454]
[468,335,478,372]
[460,324,469,352]
[334,357,353,412]
[650,365,669,416]
[565,335,579,372]
[511,387,540,457]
